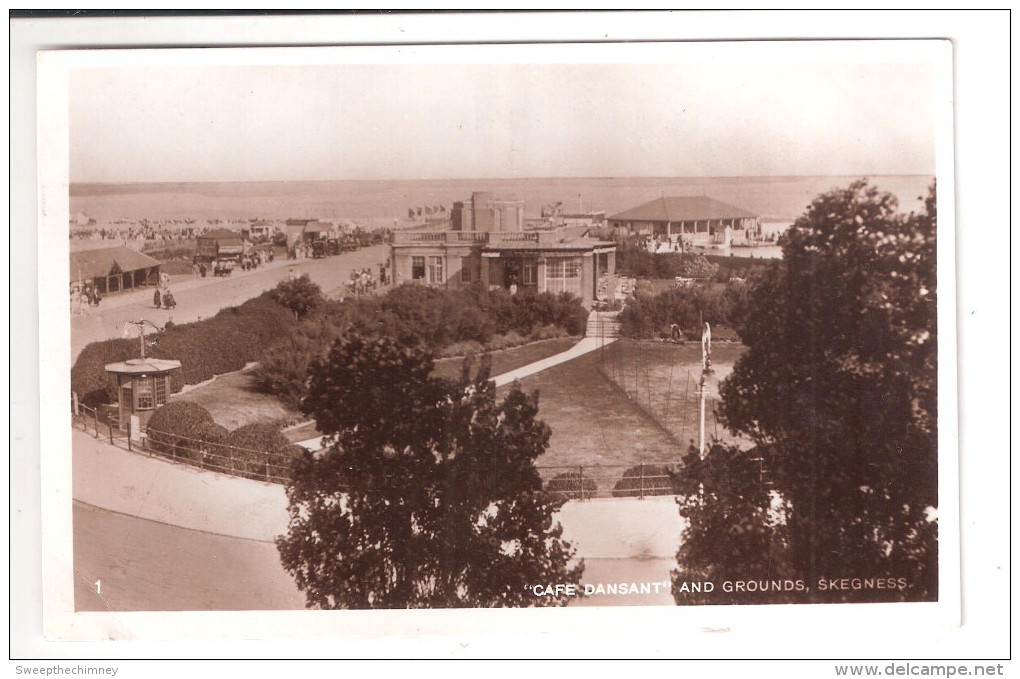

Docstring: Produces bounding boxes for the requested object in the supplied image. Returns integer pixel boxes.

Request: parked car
[213,259,235,276]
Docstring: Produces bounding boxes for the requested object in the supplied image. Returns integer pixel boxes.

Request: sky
[69,58,937,183]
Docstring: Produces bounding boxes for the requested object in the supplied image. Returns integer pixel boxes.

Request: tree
[685,180,939,603]
[671,443,798,605]
[276,332,582,609]
[271,274,323,319]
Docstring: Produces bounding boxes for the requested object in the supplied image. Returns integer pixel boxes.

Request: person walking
[153,288,162,309]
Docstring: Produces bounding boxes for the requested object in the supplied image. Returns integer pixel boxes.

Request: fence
[142,427,296,484]
[538,463,678,500]
[73,406,682,499]
[72,402,101,437]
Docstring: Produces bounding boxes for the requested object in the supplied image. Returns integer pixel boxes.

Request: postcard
[36,37,958,647]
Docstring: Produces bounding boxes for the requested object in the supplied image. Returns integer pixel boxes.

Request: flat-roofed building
[391,193,615,309]
[450,191,525,233]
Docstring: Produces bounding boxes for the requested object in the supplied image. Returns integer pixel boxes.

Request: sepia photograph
[25,22,978,657]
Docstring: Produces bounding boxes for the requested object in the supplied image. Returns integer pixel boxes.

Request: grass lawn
[431,337,578,382]
[492,338,751,496]
[597,339,750,451]
[498,348,682,467]
[171,365,303,431]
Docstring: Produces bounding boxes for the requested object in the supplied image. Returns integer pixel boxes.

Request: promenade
[70,244,389,360]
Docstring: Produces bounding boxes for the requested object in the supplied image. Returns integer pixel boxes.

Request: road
[73,502,673,611]
[73,502,304,612]
[70,244,389,361]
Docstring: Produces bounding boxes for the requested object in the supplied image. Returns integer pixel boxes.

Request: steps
[586,310,621,339]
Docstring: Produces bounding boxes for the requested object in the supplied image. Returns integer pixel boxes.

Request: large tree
[277,332,582,608]
[692,180,939,603]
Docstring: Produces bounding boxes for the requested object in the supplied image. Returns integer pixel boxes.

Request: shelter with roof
[391,192,615,309]
[69,246,161,295]
[607,196,760,248]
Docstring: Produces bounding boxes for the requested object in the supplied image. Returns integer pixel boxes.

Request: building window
[412,256,425,280]
[155,376,167,406]
[461,258,472,283]
[545,257,582,297]
[136,377,154,411]
[523,260,537,285]
[427,256,444,284]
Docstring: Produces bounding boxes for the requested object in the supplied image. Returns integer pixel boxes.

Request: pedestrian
[200,264,207,278]
[164,290,176,310]
[154,288,162,309]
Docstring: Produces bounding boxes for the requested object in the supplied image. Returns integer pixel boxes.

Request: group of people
[153,287,177,310]
[154,271,176,310]
[69,283,102,315]
[240,249,273,271]
[347,267,378,296]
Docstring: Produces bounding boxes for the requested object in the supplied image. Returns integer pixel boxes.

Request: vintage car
[213,259,235,276]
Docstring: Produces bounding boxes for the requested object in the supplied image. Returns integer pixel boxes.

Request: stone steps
[586,311,621,339]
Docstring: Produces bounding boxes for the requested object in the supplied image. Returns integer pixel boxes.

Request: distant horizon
[68,175,935,224]
[70,172,935,189]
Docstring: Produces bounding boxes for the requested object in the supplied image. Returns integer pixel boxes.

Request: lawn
[171,364,303,431]
[597,339,750,451]
[496,338,751,496]
[431,337,578,382]
[172,338,579,444]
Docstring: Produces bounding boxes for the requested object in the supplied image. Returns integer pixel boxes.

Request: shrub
[255,285,587,407]
[619,284,732,339]
[71,337,136,406]
[224,422,293,481]
[614,239,720,280]
[528,324,569,341]
[145,402,215,460]
[546,471,599,501]
[611,464,676,498]
[270,274,324,319]
[488,289,588,337]
[187,421,230,469]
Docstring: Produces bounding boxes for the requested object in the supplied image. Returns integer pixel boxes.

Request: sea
[70,175,934,229]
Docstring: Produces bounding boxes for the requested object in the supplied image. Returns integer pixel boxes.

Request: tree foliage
[276,332,582,609]
[671,443,797,605]
[696,179,939,603]
[271,274,324,319]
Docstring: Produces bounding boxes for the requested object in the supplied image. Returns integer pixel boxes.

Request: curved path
[72,427,681,611]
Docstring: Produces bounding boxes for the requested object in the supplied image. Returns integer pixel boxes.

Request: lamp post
[698,321,713,459]
[127,319,163,358]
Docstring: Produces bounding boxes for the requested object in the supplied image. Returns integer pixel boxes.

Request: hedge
[255,284,589,409]
[71,293,296,407]
[611,464,676,498]
[224,422,296,482]
[145,402,215,462]
[545,471,599,501]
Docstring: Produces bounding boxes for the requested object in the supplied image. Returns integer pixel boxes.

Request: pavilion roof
[70,246,161,280]
[608,196,758,223]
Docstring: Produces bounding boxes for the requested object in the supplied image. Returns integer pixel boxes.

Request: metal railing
[73,404,681,499]
[537,463,678,500]
[142,427,296,484]
[72,402,101,437]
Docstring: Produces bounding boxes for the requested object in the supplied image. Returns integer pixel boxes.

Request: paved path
[70,244,389,361]
[73,428,287,541]
[490,335,617,387]
[71,426,682,611]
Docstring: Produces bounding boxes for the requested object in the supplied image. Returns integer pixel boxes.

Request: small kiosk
[104,357,181,438]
